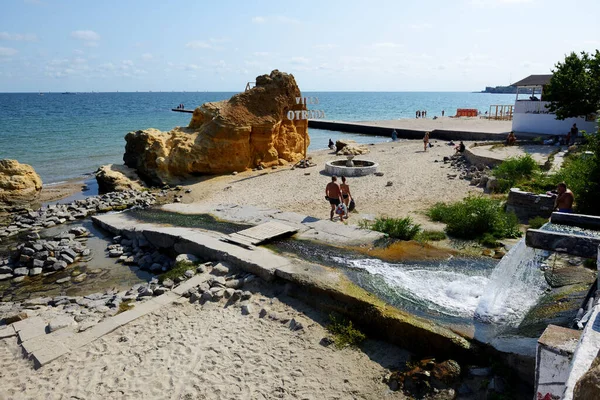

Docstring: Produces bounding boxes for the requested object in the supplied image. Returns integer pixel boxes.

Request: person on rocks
[554,182,575,213]
[328,138,335,150]
[340,176,352,219]
[325,176,343,221]
[455,141,465,153]
[423,131,430,151]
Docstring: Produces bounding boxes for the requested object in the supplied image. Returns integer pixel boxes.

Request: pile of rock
[183,262,256,305]
[384,358,461,399]
[0,189,155,240]
[335,140,369,156]
[109,234,174,273]
[0,227,90,282]
[444,154,498,192]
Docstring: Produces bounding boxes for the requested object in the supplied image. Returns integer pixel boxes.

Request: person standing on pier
[442,110,445,117]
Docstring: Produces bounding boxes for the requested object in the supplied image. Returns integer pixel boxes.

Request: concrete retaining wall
[551,212,600,230]
[506,189,555,221]
[526,229,600,258]
[463,147,504,168]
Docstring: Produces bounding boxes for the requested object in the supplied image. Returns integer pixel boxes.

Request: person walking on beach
[325,176,343,221]
[391,129,397,141]
[554,182,574,213]
[423,131,430,151]
[340,176,352,220]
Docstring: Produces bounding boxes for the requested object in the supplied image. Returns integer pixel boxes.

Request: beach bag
[336,203,346,215]
[348,199,356,212]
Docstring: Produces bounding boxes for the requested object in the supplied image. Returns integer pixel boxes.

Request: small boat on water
[61,92,76,95]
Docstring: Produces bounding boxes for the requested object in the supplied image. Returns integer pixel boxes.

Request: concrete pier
[308,118,516,141]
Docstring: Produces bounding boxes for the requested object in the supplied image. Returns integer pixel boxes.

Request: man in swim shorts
[554,182,575,213]
[325,176,343,221]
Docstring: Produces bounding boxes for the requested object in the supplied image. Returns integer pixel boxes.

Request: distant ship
[61,92,76,95]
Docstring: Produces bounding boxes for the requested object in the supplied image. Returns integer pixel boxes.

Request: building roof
[511,74,553,87]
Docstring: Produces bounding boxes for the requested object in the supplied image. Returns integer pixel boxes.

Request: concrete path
[160,203,385,246]
[15,274,207,369]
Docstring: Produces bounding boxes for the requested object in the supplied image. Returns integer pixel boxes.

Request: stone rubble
[444,154,497,192]
[0,189,156,242]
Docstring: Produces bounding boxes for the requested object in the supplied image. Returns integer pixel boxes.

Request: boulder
[95,164,146,194]
[0,159,43,211]
[574,351,600,400]
[123,70,308,186]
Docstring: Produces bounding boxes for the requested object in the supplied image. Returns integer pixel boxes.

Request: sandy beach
[180,139,483,230]
[0,280,408,400]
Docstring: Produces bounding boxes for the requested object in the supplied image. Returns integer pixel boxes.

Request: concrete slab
[31,341,70,369]
[229,221,298,244]
[0,325,16,339]
[526,229,600,258]
[15,316,47,342]
[171,274,209,295]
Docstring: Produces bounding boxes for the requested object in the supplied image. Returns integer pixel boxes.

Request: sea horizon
[0,91,516,184]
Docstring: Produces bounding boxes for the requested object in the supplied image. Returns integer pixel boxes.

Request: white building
[511,74,597,136]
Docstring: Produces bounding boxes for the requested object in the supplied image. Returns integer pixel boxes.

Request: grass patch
[359,216,421,240]
[427,196,522,240]
[158,260,195,283]
[479,233,502,248]
[327,314,366,349]
[528,216,548,229]
[415,230,446,242]
[117,300,134,314]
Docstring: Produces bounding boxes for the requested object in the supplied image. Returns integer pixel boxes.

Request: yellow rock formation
[124,70,309,185]
[0,159,43,211]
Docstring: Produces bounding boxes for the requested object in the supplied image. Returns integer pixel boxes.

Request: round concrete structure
[324,159,379,177]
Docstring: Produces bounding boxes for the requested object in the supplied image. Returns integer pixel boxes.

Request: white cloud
[253,51,269,56]
[98,62,115,71]
[71,30,100,41]
[73,49,84,55]
[0,47,18,57]
[291,57,310,65]
[252,16,266,24]
[84,41,98,48]
[186,40,212,49]
[372,42,403,48]
[141,53,153,60]
[0,32,38,41]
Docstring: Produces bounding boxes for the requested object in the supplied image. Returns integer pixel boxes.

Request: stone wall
[506,189,555,221]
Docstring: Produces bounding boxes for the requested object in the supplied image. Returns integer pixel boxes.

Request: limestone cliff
[124,70,309,186]
[0,159,43,211]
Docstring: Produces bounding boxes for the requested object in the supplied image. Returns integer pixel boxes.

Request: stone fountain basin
[325,159,379,177]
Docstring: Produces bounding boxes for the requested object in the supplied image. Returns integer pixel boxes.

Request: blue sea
[0,92,515,183]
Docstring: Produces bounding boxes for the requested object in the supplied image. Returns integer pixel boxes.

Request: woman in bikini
[340,176,352,219]
[423,131,430,151]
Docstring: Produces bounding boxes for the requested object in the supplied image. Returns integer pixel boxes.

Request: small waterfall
[335,257,491,317]
[475,238,548,326]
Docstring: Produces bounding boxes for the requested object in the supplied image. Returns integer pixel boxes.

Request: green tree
[544,50,600,120]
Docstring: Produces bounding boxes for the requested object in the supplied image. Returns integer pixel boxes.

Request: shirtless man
[325,176,343,221]
[555,182,575,213]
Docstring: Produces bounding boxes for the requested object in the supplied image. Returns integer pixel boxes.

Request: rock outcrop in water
[95,164,146,194]
[0,159,43,211]
[123,70,308,186]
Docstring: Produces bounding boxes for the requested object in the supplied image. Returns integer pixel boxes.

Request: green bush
[427,196,522,240]
[492,154,539,191]
[528,216,548,229]
[554,130,600,215]
[327,314,366,349]
[415,230,446,242]
[479,233,502,248]
[359,216,421,240]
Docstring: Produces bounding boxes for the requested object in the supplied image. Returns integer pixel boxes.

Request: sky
[0,0,599,92]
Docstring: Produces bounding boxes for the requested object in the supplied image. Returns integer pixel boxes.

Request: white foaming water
[474,239,547,326]
[336,257,490,317]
